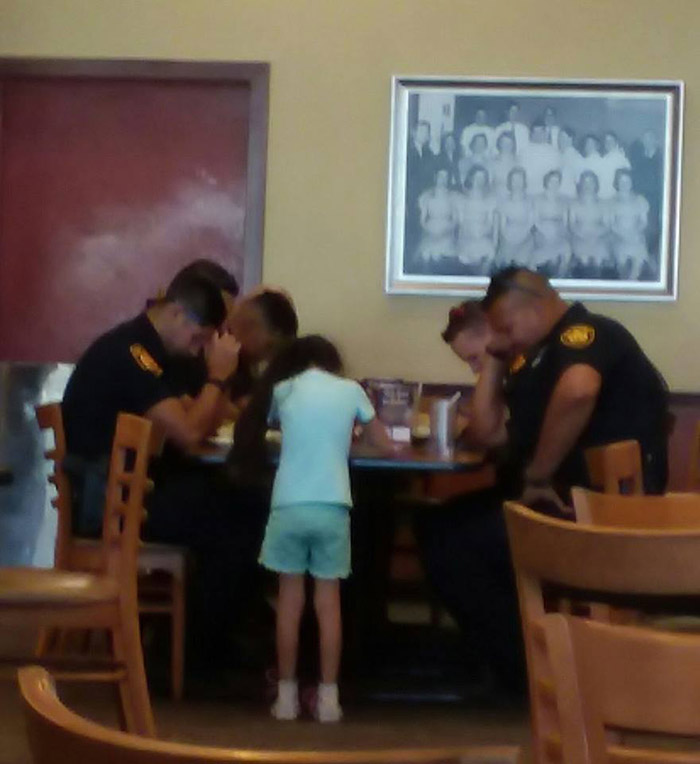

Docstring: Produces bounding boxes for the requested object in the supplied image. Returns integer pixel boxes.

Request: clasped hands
[205,329,241,382]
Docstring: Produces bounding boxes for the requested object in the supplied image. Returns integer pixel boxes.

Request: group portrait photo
[385,77,683,300]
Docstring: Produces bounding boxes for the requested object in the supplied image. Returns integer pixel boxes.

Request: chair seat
[71,538,186,576]
[137,543,187,576]
[0,567,118,606]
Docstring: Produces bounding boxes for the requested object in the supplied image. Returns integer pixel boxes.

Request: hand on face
[486,333,513,362]
[205,330,241,382]
[518,484,574,518]
[449,327,491,375]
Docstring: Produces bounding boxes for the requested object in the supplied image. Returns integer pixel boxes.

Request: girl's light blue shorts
[259,502,351,579]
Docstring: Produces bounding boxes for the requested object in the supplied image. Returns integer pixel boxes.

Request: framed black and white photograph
[385,76,683,301]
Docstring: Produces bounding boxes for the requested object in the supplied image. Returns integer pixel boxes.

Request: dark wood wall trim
[243,63,269,289]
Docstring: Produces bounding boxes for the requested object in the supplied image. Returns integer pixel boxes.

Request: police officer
[418,267,669,697]
[63,271,239,528]
[476,266,669,506]
[62,270,258,670]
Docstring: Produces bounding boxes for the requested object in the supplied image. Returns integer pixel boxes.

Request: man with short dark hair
[63,272,240,528]
[63,270,254,673]
[171,258,239,325]
[477,266,668,505]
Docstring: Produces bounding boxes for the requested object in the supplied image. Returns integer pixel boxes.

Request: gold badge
[509,354,526,374]
[560,324,596,349]
[129,344,163,377]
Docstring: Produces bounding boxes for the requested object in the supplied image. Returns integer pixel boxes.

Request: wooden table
[193,439,485,472]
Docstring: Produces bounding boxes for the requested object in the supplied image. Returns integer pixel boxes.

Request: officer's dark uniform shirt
[502,302,669,495]
[63,313,176,461]
[167,355,207,399]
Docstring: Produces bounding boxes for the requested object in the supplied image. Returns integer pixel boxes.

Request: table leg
[345,470,402,677]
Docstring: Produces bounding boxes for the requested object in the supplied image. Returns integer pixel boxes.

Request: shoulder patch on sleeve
[509,354,527,374]
[129,344,163,377]
[560,324,596,349]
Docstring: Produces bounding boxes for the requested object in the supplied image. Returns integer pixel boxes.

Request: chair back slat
[35,403,72,569]
[102,414,155,589]
[584,440,643,495]
[572,488,700,528]
[36,403,162,584]
[543,613,700,763]
[505,500,700,595]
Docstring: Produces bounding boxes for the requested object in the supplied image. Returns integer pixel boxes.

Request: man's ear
[167,302,185,323]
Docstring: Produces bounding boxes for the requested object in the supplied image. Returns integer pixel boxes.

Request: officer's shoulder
[558,311,629,350]
[584,311,635,343]
[76,319,129,362]
[84,317,156,370]
[95,318,143,354]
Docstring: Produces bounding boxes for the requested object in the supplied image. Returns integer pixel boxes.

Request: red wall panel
[0,77,250,361]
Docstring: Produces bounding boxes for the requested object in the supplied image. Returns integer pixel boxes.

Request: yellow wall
[1,0,698,388]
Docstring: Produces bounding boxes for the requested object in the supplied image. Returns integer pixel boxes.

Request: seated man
[63,270,239,533]
[62,270,262,667]
[418,267,669,696]
[477,266,668,503]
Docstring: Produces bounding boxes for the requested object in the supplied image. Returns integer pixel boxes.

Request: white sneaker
[271,680,299,721]
[315,683,343,723]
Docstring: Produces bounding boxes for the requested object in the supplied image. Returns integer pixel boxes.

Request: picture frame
[385,76,684,301]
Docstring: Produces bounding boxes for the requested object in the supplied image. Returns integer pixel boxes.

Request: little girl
[236,335,394,722]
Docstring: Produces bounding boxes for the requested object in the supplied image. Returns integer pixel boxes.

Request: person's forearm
[363,417,396,456]
[525,392,597,484]
[184,384,227,443]
[468,356,508,447]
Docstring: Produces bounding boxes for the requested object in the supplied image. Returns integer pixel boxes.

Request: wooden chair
[579,441,643,625]
[572,487,700,528]
[572,487,700,632]
[0,413,158,737]
[35,403,186,701]
[584,439,643,495]
[504,499,700,764]
[19,666,520,764]
[541,612,700,764]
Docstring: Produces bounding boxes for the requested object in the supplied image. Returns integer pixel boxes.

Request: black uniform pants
[144,465,270,665]
[415,488,526,693]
